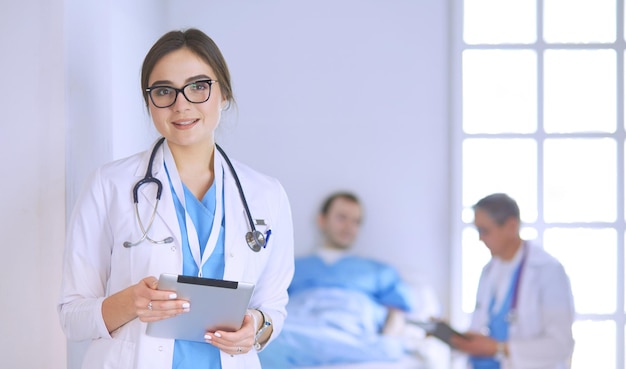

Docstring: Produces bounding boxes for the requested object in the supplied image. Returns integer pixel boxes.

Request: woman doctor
[58,29,294,369]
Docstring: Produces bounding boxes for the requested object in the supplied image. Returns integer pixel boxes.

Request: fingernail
[204,334,212,340]
[214,332,222,338]
[169,293,177,299]
[182,302,190,308]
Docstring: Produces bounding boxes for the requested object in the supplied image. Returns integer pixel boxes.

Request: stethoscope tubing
[132,137,166,203]
[510,242,528,312]
[215,144,257,239]
[123,138,265,251]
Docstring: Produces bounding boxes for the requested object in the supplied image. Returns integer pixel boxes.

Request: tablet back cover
[146,274,255,342]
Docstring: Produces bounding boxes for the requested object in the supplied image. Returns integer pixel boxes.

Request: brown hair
[141,28,234,109]
[320,192,361,216]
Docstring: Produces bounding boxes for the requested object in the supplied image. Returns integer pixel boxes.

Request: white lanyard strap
[163,143,224,277]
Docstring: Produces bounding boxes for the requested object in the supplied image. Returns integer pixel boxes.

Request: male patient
[259,192,415,368]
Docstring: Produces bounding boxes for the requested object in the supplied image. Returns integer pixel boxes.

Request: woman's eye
[154,87,173,96]
[189,82,208,91]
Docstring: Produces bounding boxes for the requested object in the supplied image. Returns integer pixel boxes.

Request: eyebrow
[150,74,213,87]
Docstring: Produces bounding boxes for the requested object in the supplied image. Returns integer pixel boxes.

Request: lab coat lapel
[220,150,249,281]
[134,142,182,247]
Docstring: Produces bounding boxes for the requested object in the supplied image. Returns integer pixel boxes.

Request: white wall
[0,0,66,368]
[66,0,168,209]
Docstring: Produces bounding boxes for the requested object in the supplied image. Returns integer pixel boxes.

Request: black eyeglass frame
[145,79,218,108]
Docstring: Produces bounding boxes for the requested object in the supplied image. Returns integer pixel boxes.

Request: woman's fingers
[137,299,190,322]
[204,314,256,353]
[204,332,252,355]
[133,276,190,322]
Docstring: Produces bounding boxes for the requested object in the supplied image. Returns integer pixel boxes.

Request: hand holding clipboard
[407,319,470,346]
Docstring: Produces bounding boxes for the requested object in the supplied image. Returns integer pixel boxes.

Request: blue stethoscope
[123,137,269,252]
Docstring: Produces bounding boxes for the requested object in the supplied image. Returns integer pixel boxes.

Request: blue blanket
[259,255,414,368]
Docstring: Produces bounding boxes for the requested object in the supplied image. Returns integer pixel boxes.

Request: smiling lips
[172,119,199,128]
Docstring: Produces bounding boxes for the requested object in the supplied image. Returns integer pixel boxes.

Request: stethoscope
[504,243,528,324]
[483,242,528,328]
[123,137,269,252]
[507,243,528,323]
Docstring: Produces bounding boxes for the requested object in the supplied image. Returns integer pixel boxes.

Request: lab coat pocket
[242,352,262,369]
[82,338,136,369]
[511,308,541,338]
[226,351,261,369]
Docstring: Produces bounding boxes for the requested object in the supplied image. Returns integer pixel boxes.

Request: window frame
[450,1,626,368]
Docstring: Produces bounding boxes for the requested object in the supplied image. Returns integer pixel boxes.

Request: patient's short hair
[473,193,520,225]
[320,192,361,215]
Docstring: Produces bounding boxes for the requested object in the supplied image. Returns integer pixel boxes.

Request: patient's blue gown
[259,255,415,368]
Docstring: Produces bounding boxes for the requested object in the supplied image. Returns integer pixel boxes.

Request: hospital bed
[293,334,450,369]
[261,279,451,369]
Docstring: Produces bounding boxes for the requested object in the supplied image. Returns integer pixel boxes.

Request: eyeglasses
[145,79,218,108]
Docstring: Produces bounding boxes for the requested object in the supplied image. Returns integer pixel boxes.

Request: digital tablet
[407,320,468,345]
[146,274,255,342]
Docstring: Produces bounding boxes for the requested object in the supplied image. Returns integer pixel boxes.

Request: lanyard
[163,143,224,277]
[489,242,528,320]
[510,243,528,313]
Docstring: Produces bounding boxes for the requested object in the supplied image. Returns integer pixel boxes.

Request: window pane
[544,50,616,133]
[544,228,616,314]
[570,320,616,369]
[461,227,491,313]
[463,50,537,134]
[464,0,536,44]
[544,139,617,222]
[463,139,537,222]
[544,0,616,43]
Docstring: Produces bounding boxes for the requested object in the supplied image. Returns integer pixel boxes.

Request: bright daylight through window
[455,1,624,368]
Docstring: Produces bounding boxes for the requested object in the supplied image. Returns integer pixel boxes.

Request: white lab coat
[469,243,575,369]
[58,141,295,369]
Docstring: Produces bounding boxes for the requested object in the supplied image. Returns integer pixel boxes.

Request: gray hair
[473,193,520,225]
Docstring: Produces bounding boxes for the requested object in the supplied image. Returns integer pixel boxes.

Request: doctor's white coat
[58,141,295,369]
[469,243,575,369]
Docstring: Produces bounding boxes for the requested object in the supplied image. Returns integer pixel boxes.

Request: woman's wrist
[253,309,272,350]
[248,309,263,331]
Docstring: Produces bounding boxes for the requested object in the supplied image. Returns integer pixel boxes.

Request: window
[452,1,625,368]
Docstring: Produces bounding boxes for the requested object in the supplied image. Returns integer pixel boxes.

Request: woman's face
[147,47,225,150]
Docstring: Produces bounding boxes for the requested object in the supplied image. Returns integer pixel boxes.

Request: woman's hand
[102,276,190,332]
[204,312,256,356]
[134,276,190,323]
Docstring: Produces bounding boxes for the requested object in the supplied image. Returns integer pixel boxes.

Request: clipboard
[146,274,255,342]
[407,320,468,346]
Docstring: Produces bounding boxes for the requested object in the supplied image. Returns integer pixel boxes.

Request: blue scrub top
[166,166,226,369]
[469,261,524,369]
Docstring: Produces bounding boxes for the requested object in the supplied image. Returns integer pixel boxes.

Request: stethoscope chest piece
[246,230,266,252]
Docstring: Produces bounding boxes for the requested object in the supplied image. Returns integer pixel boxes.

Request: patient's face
[319,198,362,250]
